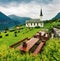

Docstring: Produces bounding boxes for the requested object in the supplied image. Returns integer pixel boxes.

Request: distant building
[16,26,20,30]
[26,8,44,27]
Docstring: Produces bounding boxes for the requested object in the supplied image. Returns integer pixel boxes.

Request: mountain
[52,12,60,20]
[8,15,31,25]
[0,12,16,31]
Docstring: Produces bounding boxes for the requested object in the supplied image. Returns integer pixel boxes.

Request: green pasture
[0,26,41,46]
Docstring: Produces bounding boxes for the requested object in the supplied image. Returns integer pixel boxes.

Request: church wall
[38,23,41,26]
[40,23,44,27]
[32,23,35,27]
[26,23,34,27]
[26,23,31,27]
[26,24,28,27]
[29,23,32,27]
[35,23,37,26]
[26,22,44,27]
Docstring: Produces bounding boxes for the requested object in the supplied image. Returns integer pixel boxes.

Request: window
[37,23,38,26]
[34,23,35,25]
[31,23,32,25]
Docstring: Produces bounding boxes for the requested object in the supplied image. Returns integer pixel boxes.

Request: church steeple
[39,8,44,27]
[40,8,43,21]
[40,8,43,16]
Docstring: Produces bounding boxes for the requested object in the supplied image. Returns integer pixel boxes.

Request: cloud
[0,0,52,4]
[0,0,59,7]
[0,0,60,20]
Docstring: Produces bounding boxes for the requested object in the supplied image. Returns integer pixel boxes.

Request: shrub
[14,31,17,33]
[9,30,15,32]
[0,35,2,38]
[35,26,40,28]
[18,31,20,33]
[14,32,17,37]
[5,34,9,36]
[4,31,7,33]
[0,32,1,34]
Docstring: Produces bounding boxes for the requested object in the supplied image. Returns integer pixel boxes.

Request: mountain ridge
[0,12,16,31]
[52,12,60,20]
[8,15,32,24]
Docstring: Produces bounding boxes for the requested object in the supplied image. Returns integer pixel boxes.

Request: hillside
[8,15,31,25]
[44,12,60,26]
[52,12,60,20]
[0,12,16,31]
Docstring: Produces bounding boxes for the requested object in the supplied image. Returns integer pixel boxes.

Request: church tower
[40,8,43,21]
[39,8,44,27]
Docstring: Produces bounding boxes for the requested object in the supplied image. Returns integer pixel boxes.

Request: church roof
[40,9,43,16]
[26,19,43,23]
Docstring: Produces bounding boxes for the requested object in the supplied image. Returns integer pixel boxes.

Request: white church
[26,9,44,27]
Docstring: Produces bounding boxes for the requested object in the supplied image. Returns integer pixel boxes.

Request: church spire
[40,8,43,16]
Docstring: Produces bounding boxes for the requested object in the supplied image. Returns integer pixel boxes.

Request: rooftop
[26,19,43,23]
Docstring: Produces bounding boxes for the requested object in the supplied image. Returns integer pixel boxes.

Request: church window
[31,23,32,25]
[34,23,35,25]
[37,23,38,26]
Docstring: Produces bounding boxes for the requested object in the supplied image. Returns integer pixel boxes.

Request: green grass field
[0,26,41,46]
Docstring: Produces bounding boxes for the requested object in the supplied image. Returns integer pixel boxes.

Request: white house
[26,8,44,27]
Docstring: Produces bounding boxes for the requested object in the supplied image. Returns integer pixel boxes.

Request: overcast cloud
[0,0,60,20]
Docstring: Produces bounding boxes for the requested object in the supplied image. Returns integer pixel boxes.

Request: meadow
[0,26,41,46]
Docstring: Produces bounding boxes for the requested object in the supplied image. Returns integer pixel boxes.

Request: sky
[0,0,60,20]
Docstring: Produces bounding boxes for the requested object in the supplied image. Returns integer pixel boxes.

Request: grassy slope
[40,38,60,61]
[0,27,40,46]
[44,20,60,29]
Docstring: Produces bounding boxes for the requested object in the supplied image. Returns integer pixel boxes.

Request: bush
[9,30,15,32]
[4,31,7,33]
[0,32,1,34]
[18,31,20,33]
[14,32,17,37]
[0,35,2,38]
[5,34,9,36]
[14,31,17,33]
[35,26,40,28]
